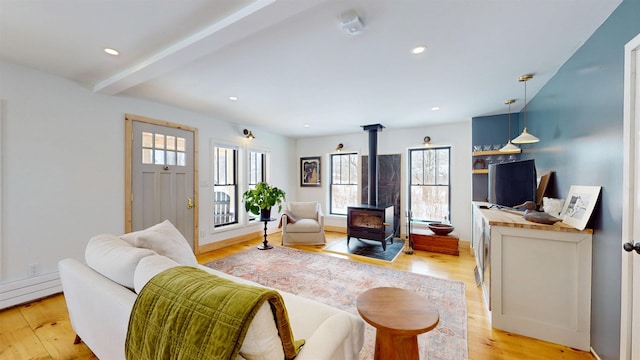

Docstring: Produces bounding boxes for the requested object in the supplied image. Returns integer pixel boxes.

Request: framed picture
[560,185,601,230]
[300,156,321,187]
[535,171,553,206]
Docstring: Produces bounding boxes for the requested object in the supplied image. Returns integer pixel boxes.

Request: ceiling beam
[93,0,325,95]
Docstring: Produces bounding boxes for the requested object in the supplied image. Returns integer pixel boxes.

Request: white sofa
[59,220,363,360]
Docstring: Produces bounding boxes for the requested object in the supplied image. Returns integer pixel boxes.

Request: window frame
[408,146,451,223]
[212,143,239,228]
[329,151,359,215]
[246,149,269,223]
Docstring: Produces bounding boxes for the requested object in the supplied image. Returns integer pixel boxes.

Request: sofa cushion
[133,255,180,293]
[85,234,157,289]
[120,220,198,266]
[288,202,317,220]
[239,302,285,360]
[283,218,321,233]
[133,258,285,360]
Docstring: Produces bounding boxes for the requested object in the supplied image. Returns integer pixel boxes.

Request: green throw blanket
[125,266,304,360]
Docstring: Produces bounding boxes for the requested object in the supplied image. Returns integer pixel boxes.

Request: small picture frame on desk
[560,185,601,230]
[300,156,321,187]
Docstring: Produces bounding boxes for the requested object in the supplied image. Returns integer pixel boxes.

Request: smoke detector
[341,15,364,36]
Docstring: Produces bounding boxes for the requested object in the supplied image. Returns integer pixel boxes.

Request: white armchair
[281,202,326,246]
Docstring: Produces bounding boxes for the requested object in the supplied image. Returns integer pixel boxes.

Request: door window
[142,131,186,166]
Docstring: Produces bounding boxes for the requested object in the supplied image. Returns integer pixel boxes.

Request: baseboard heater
[0,272,61,309]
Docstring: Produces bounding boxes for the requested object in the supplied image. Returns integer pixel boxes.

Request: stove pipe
[362,124,385,207]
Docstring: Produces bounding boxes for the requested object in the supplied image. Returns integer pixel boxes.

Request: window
[248,150,266,187]
[213,145,238,227]
[247,150,267,222]
[141,131,186,166]
[330,152,359,215]
[409,147,451,222]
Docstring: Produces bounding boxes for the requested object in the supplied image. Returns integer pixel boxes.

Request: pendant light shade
[511,128,539,144]
[500,99,520,152]
[512,74,540,144]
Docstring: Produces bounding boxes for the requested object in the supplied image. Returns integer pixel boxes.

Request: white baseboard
[590,346,601,360]
[0,271,61,309]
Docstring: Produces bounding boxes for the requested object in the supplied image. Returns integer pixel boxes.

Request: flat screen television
[488,159,537,208]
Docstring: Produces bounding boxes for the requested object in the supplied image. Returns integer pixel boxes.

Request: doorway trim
[124,113,200,252]
[620,32,640,360]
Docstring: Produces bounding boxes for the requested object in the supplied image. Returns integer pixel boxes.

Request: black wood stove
[346,124,395,250]
[347,204,394,250]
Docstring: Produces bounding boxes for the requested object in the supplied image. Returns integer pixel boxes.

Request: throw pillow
[121,220,198,266]
[120,220,172,245]
[85,234,157,289]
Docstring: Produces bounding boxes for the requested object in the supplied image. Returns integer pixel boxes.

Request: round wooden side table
[356,287,439,360]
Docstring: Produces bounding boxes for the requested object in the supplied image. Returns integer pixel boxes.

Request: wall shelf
[472,149,521,156]
[472,149,521,174]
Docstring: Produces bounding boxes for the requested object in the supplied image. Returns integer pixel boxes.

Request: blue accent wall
[518,0,639,357]
[471,113,520,201]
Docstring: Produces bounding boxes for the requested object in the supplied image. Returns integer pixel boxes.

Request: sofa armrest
[296,313,364,360]
[59,258,136,360]
[317,206,324,227]
[281,214,290,231]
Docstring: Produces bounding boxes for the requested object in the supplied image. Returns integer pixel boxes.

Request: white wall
[0,61,296,304]
[295,122,472,241]
[0,59,474,307]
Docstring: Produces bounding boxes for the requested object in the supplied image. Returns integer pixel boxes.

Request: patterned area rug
[205,246,468,360]
[324,237,405,262]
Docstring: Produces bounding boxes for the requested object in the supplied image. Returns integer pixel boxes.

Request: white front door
[125,114,198,250]
[621,32,640,360]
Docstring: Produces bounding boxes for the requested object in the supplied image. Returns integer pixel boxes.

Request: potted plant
[242,182,286,220]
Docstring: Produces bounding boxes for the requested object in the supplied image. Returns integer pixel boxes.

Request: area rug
[205,246,468,360]
[323,237,405,262]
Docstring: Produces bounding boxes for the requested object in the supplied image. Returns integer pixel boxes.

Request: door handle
[623,241,640,254]
[187,197,194,209]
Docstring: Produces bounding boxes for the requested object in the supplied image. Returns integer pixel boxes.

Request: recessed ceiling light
[431,106,440,111]
[104,48,119,56]
[304,124,310,128]
[411,45,426,55]
[229,96,238,101]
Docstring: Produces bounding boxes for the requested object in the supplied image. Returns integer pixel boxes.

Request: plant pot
[260,208,272,220]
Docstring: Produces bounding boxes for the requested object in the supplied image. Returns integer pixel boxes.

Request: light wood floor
[0,231,594,359]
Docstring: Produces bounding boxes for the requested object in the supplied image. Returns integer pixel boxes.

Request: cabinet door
[471,207,484,275]
[482,218,491,309]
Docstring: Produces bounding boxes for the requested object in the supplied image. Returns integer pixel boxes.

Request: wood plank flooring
[0,231,594,359]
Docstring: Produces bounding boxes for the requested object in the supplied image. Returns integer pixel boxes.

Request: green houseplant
[242,182,286,220]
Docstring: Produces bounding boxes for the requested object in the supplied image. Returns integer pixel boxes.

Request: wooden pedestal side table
[356,287,439,360]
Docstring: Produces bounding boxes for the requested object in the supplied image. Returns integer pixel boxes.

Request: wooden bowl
[428,223,455,236]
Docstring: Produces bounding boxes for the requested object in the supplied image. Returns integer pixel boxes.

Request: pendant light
[512,74,540,144]
[499,99,520,152]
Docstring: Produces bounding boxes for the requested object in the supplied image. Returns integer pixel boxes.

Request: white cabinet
[471,204,491,308]
[472,203,593,351]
